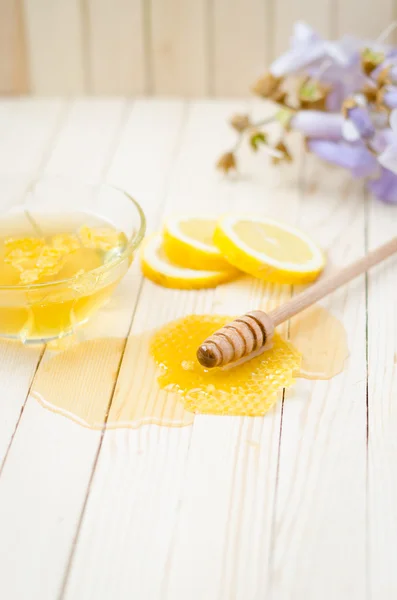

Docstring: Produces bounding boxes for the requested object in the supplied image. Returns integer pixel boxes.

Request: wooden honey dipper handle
[197,237,397,369]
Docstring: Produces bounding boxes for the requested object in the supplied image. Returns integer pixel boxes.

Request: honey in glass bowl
[0,178,145,343]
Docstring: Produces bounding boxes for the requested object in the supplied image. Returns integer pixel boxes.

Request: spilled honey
[150,314,301,416]
[289,304,349,379]
[29,303,348,428]
[31,334,194,430]
[149,307,349,417]
[0,211,128,342]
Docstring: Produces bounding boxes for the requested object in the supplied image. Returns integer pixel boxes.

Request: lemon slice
[214,215,325,284]
[163,215,233,271]
[141,234,239,289]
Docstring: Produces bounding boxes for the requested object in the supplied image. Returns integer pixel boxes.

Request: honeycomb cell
[150,314,302,416]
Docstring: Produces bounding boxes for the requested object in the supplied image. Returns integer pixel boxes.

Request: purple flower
[307,138,378,178]
[342,105,375,141]
[381,86,397,109]
[307,47,365,111]
[367,167,397,203]
[378,110,397,174]
[291,111,343,139]
[371,128,394,154]
[270,22,360,81]
[270,23,325,78]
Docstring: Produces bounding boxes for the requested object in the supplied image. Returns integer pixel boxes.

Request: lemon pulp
[233,221,314,264]
[214,215,325,284]
[162,216,234,271]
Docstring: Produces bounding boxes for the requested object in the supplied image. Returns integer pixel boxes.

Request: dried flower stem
[232,114,278,151]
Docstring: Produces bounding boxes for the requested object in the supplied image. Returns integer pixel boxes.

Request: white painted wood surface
[0,99,395,600]
[2,0,397,95]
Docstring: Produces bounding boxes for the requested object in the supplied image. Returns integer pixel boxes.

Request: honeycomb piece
[150,314,301,416]
[51,234,80,253]
[2,228,111,284]
[78,226,126,252]
[4,237,45,259]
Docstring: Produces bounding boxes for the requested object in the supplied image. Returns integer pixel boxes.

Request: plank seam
[143,0,154,94]
[206,0,215,96]
[59,102,191,599]
[267,148,305,595]
[0,100,71,475]
[0,344,45,477]
[79,0,91,94]
[364,188,371,600]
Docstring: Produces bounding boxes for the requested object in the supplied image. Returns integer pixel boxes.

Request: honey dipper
[197,237,397,369]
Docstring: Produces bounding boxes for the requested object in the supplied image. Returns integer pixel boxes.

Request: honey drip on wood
[25,304,348,428]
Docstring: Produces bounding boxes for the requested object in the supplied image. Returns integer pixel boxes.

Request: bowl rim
[0,178,146,291]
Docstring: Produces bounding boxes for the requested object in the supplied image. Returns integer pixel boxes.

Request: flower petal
[367,167,397,203]
[342,120,361,142]
[382,86,397,109]
[378,142,397,174]
[292,21,320,46]
[343,106,375,140]
[292,111,343,139]
[270,44,325,77]
[307,139,378,178]
[390,108,397,132]
[371,128,394,154]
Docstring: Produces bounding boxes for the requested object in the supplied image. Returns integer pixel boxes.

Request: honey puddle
[29,304,348,428]
[31,335,194,430]
[290,305,349,380]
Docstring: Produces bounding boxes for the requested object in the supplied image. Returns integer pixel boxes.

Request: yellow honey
[150,314,301,416]
[0,212,128,342]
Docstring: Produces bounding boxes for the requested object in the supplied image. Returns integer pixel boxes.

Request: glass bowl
[0,177,146,344]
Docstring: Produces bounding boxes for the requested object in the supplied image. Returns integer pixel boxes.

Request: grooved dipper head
[197,343,221,368]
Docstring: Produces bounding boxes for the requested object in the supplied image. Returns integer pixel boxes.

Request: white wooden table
[0,98,395,600]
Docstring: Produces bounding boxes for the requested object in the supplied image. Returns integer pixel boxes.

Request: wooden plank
[0,0,29,94]
[367,198,397,598]
[268,157,367,599]
[273,0,334,59]
[0,99,125,466]
[0,99,65,176]
[0,99,65,465]
[0,100,185,600]
[85,0,146,94]
[163,126,303,600]
[336,0,394,40]
[150,0,209,96]
[23,0,86,94]
[62,102,303,599]
[213,0,268,96]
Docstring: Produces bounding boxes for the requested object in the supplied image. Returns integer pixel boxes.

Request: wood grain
[0,98,65,465]
[2,0,397,95]
[212,0,269,96]
[269,156,368,599]
[63,102,304,600]
[84,0,146,94]
[0,99,185,600]
[336,0,395,40]
[23,0,86,93]
[273,0,334,58]
[367,198,397,598]
[0,0,29,94]
[148,0,209,95]
[0,99,395,600]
